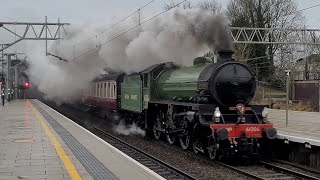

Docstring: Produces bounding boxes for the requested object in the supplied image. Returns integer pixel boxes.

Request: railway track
[155,137,320,180]
[225,161,320,180]
[257,160,320,180]
[45,101,319,180]
[153,140,320,180]
[270,159,320,177]
[152,140,319,180]
[45,101,196,180]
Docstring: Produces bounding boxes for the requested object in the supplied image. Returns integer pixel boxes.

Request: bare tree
[226,0,304,82]
[164,1,192,10]
[197,0,222,14]
[164,0,222,14]
[227,0,303,29]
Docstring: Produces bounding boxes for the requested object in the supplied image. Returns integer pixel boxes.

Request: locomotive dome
[193,57,212,66]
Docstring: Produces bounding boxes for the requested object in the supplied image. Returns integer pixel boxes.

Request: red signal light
[24,82,30,88]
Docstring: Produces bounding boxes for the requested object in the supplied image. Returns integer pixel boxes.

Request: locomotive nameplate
[125,94,130,99]
[125,94,138,100]
[130,95,138,100]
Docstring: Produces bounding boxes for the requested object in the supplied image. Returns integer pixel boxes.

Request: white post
[5,55,11,101]
[45,16,48,56]
[14,66,18,99]
[285,70,291,127]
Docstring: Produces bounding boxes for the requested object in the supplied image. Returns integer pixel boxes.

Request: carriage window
[97,84,100,97]
[110,82,113,99]
[108,82,111,98]
[111,83,114,99]
[98,83,100,97]
[113,84,116,99]
[93,84,96,97]
[101,83,104,97]
[100,83,103,97]
[104,83,107,98]
[93,84,95,96]
[94,85,96,97]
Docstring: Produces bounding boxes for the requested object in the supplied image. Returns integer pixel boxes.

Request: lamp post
[285,70,291,126]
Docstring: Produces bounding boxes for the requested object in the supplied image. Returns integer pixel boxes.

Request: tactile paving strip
[32,101,119,180]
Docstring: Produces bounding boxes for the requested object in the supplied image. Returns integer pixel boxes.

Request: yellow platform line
[28,100,82,180]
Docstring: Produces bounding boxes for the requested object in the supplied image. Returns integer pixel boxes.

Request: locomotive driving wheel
[179,116,191,150]
[153,113,163,140]
[153,124,161,140]
[179,135,190,150]
[192,140,203,154]
[166,134,176,144]
[208,145,218,160]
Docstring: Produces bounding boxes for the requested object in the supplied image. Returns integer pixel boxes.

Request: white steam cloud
[26,8,233,103]
[113,120,146,136]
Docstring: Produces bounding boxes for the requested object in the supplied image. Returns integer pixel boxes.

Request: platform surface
[0,100,164,180]
[270,109,320,146]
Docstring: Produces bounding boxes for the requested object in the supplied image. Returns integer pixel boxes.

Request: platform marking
[29,100,82,180]
[37,100,162,180]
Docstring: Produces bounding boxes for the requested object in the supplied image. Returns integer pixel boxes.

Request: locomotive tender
[82,50,277,160]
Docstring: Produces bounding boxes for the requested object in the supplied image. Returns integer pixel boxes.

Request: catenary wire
[74,0,187,60]
[72,2,320,61]
[74,0,155,46]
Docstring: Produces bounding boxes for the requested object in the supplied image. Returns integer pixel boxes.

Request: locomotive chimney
[217,50,234,62]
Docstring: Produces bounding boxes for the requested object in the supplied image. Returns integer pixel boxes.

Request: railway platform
[0,99,164,180]
[270,109,320,147]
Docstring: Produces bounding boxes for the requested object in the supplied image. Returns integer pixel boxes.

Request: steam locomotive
[81,50,277,160]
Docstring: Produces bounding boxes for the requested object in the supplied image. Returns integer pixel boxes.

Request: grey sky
[0,0,174,23]
[1,0,319,25]
[0,0,320,47]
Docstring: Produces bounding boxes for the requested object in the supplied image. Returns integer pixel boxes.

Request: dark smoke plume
[26,7,234,103]
[173,9,234,52]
